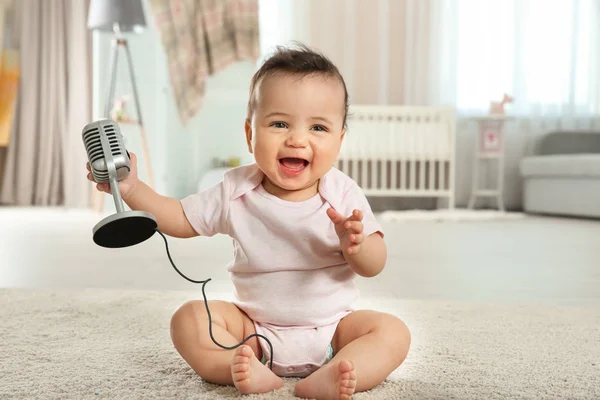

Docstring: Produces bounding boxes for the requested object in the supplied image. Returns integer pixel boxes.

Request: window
[453,0,599,115]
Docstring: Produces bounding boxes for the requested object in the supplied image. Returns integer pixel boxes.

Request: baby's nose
[286,131,308,147]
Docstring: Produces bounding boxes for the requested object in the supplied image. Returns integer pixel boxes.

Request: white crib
[337,105,457,209]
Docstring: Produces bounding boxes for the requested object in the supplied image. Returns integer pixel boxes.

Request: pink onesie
[180,163,383,377]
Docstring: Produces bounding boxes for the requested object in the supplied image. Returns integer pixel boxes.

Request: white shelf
[476,153,503,159]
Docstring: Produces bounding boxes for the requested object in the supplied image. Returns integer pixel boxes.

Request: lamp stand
[94,34,154,213]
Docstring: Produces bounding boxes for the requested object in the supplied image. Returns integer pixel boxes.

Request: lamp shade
[87,0,147,33]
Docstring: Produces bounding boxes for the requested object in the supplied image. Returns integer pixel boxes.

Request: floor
[1,207,599,306]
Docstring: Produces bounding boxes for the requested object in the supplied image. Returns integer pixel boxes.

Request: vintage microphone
[81,119,275,369]
[82,119,157,248]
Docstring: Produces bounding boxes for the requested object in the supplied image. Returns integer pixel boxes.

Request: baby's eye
[271,122,288,129]
[311,125,327,132]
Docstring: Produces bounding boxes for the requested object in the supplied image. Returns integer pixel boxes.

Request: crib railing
[337,105,456,209]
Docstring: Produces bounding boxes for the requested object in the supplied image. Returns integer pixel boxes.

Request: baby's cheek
[253,142,276,163]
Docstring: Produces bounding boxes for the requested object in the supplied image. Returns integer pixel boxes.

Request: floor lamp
[87,0,154,212]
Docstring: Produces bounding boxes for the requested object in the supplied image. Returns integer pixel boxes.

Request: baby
[87,44,410,400]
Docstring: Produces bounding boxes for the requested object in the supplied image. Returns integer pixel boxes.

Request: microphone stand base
[93,210,158,248]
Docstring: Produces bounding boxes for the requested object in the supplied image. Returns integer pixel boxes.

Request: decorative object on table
[110,95,132,122]
[0,49,19,148]
[212,157,242,168]
[489,93,513,116]
[468,116,514,212]
[147,0,260,124]
[87,0,154,212]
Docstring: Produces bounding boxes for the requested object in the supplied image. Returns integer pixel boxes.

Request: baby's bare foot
[231,345,284,394]
[295,359,356,400]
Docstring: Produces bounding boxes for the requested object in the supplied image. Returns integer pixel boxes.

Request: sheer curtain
[258,0,600,209]
[0,0,92,207]
[439,0,600,117]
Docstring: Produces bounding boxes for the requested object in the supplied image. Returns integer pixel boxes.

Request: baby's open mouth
[279,158,309,171]
[278,158,310,177]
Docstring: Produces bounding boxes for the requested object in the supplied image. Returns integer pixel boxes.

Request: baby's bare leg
[170,300,283,393]
[295,310,410,400]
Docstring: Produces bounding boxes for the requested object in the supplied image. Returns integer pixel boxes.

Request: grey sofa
[520,131,600,218]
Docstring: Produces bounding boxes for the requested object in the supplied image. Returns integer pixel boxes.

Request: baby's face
[246,73,346,200]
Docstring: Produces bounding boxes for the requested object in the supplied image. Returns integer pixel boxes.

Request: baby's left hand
[327,208,364,255]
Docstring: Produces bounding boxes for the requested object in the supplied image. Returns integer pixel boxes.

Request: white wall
[162,61,256,198]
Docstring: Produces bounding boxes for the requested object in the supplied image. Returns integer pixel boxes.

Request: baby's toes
[339,359,353,373]
[231,347,250,378]
[340,381,356,400]
[231,365,250,390]
[341,374,356,390]
[231,345,283,395]
[232,355,250,374]
[338,360,356,399]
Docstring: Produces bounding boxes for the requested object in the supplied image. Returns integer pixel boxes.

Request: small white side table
[468,116,513,211]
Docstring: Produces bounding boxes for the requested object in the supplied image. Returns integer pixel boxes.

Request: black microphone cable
[155,229,275,371]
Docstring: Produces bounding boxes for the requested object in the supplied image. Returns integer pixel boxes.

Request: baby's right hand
[86,151,141,200]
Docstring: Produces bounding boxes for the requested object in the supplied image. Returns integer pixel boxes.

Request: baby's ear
[244,120,253,154]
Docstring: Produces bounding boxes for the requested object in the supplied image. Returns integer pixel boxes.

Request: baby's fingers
[344,220,363,233]
[327,207,346,225]
[346,243,360,255]
[348,233,363,244]
[96,182,110,193]
[349,209,363,222]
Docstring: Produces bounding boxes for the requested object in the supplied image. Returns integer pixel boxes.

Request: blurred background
[0,0,598,302]
[1,0,600,211]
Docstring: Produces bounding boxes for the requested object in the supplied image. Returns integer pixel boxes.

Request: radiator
[337,105,457,209]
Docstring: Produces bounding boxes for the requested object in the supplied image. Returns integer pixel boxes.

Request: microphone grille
[82,120,129,183]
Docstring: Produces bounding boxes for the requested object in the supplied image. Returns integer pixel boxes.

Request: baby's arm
[327,208,387,277]
[123,180,197,239]
[343,228,386,277]
[87,152,197,239]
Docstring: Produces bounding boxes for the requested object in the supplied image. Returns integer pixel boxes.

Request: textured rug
[1,288,599,399]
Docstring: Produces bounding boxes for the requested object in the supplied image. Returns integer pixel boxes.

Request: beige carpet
[1,289,599,400]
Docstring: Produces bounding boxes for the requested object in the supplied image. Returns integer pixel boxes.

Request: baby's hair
[247,42,350,128]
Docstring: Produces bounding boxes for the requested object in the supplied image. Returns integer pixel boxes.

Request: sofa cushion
[538,131,600,155]
[520,154,600,178]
